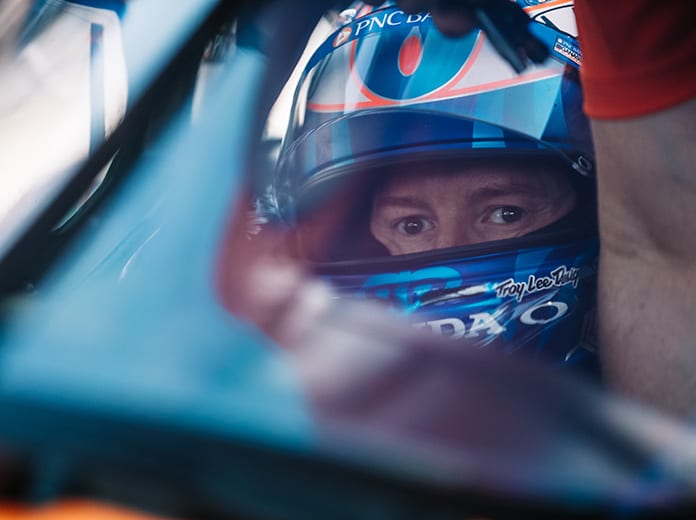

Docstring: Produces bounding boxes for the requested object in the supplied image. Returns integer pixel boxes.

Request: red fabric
[574,1,696,119]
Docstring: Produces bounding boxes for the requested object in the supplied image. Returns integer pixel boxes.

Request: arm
[593,99,696,416]
[575,1,696,416]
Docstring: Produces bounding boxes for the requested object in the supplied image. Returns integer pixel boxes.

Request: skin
[369,161,577,255]
[593,100,696,417]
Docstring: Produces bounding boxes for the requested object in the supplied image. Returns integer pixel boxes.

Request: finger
[216,188,304,325]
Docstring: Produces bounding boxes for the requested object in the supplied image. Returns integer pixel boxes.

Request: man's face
[370,160,577,255]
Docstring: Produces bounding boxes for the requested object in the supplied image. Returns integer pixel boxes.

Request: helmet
[273,1,598,374]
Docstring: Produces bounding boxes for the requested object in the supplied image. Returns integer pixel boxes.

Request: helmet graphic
[273,0,598,374]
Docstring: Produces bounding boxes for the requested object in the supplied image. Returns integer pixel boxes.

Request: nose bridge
[436,218,475,249]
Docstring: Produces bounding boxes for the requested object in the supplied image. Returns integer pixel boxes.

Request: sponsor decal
[553,36,582,66]
[414,313,504,339]
[397,30,423,76]
[414,299,570,339]
[330,10,432,50]
[310,6,558,112]
[353,10,432,38]
[495,265,579,302]
[351,13,479,101]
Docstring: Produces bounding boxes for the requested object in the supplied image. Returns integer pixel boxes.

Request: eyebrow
[373,195,434,211]
[375,181,552,208]
[471,182,547,199]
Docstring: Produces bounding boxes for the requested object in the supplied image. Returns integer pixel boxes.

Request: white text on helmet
[495,265,579,302]
[414,313,504,339]
[354,11,432,37]
[415,300,569,340]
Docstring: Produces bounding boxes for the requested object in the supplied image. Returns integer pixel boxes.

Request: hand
[217,187,412,350]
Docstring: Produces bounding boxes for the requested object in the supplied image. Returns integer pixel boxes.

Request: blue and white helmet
[274,1,598,375]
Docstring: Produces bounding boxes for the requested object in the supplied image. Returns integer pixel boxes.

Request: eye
[396,216,433,235]
[490,206,524,224]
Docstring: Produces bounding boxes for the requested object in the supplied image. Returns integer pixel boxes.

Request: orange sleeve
[573,1,696,119]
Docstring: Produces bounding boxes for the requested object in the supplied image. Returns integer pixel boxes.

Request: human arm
[573,1,696,416]
[593,100,696,416]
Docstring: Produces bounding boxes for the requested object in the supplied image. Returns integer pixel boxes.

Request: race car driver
[269,1,600,374]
